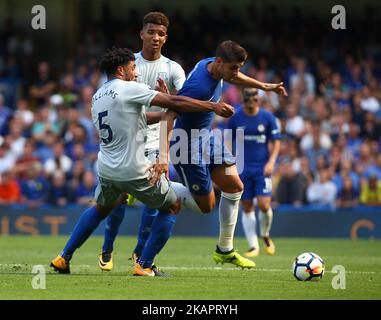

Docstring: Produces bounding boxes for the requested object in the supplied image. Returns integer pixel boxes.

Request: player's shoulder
[231,107,244,118]
[259,108,275,118]
[120,80,151,93]
[161,55,184,69]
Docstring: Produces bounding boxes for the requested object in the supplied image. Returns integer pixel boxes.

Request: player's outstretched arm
[151,92,234,118]
[229,72,288,96]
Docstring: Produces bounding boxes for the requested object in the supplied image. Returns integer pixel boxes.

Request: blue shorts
[173,151,236,196]
[171,131,235,195]
[240,172,272,200]
[174,162,213,195]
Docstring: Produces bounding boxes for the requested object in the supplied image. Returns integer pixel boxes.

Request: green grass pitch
[0,236,380,300]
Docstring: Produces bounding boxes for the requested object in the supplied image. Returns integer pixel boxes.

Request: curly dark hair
[143,12,169,29]
[99,47,135,76]
[216,40,248,63]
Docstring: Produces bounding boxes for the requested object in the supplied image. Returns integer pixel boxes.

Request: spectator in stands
[300,120,332,152]
[362,111,381,141]
[75,170,96,206]
[0,171,20,205]
[285,103,305,139]
[333,159,360,193]
[336,176,359,208]
[68,160,86,190]
[298,157,314,203]
[360,175,381,206]
[31,106,60,143]
[290,58,316,97]
[34,130,57,163]
[345,63,364,91]
[355,142,374,177]
[19,162,48,208]
[44,141,72,177]
[0,142,17,174]
[13,139,41,180]
[58,73,78,106]
[6,117,26,159]
[29,61,57,107]
[14,99,34,129]
[47,170,73,207]
[360,85,380,114]
[364,154,381,180]
[345,123,363,159]
[0,93,12,135]
[304,127,330,172]
[64,123,97,162]
[306,168,337,208]
[275,160,305,206]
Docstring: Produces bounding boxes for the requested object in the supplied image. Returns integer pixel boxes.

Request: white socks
[241,210,259,249]
[218,191,242,252]
[171,182,202,213]
[259,208,273,237]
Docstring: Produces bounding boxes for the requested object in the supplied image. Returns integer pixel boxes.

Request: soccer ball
[292,252,325,281]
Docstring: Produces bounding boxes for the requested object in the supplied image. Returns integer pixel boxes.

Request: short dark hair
[243,88,258,101]
[143,12,169,29]
[99,47,135,76]
[216,40,248,63]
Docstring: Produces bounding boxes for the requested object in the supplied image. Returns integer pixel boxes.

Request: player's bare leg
[187,165,254,268]
[257,196,275,255]
[241,199,260,257]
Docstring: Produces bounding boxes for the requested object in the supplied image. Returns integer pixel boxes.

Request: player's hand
[264,161,275,176]
[156,78,169,94]
[213,102,234,118]
[264,82,288,96]
[146,159,168,185]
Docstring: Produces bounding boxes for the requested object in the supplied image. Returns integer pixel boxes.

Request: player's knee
[259,202,271,212]
[96,204,112,218]
[227,180,244,194]
[198,201,214,214]
[236,180,244,193]
[242,203,254,213]
[167,198,182,215]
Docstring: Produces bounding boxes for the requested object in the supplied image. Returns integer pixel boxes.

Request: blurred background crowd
[0,3,380,209]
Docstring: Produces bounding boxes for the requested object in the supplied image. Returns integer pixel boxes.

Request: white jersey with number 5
[92,79,158,181]
[135,52,185,151]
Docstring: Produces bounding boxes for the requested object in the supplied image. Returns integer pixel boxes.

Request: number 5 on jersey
[98,111,113,144]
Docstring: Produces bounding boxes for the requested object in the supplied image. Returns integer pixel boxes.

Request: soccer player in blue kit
[227,88,281,257]
[161,40,287,267]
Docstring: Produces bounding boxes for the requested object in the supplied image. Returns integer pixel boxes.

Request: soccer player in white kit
[50,47,234,276]
[98,13,186,276]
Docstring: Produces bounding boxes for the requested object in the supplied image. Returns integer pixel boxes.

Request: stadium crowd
[0,4,380,208]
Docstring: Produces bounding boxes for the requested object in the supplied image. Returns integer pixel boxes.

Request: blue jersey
[228,108,281,173]
[170,57,231,195]
[174,57,223,132]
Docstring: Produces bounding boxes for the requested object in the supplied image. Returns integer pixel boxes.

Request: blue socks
[138,211,177,268]
[102,204,126,253]
[60,203,176,268]
[61,206,105,261]
[134,206,159,257]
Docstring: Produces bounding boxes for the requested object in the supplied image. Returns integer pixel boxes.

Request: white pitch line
[157,266,378,275]
[0,264,378,275]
